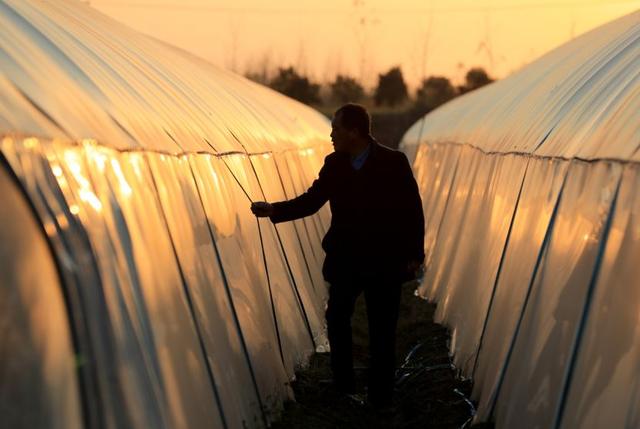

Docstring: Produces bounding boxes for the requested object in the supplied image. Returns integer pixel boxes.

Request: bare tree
[475,10,495,74]
[224,13,244,73]
[350,0,379,87]
[244,48,276,85]
[418,0,434,82]
[569,7,577,39]
[408,4,434,92]
[295,38,310,77]
[322,50,345,86]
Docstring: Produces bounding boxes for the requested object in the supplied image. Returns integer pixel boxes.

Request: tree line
[246,65,494,115]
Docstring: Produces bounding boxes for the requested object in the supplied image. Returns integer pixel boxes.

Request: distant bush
[330,75,365,104]
[415,76,457,111]
[269,67,321,105]
[374,66,408,107]
[244,61,495,112]
[458,67,493,94]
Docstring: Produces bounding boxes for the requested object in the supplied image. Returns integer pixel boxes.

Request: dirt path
[271,283,476,429]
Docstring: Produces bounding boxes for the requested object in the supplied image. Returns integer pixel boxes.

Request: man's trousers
[325,272,402,407]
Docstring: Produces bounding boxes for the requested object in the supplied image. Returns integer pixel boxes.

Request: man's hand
[251,201,274,218]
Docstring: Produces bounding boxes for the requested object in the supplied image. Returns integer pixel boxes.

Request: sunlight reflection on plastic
[129,153,144,177]
[111,159,132,197]
[64,151,91,189]
[87,148,108,173]
[78,190,102,212]
[23,137,37,148]
[62,150,103,212]
[52,165,63,177]
[210,168,220,189]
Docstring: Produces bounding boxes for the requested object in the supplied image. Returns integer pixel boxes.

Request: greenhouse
[400,10,640,429]
[0,1,332,427]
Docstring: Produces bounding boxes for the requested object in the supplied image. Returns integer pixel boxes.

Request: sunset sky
[91,0,640,89]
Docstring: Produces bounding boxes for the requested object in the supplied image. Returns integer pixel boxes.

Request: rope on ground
[395,338,477,427]
[454,388,476,429]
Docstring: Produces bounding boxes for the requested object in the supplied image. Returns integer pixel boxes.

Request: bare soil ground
[271,283,476,429]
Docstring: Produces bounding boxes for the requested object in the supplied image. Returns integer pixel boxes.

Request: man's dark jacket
[270,139,425,284]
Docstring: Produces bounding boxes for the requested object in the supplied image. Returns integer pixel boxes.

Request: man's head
[330,103,371,154]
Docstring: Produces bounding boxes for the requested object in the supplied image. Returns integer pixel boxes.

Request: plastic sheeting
[400,10,640,429]
[48,141,226,429]
[250,154,327,346]
[406,12,640,159]
[432,152,528,374]
[558,164,640,429]
[472,157,569,421]
[0,0,329,154]
[146,153,264,427]
[0,0,333,427]
[1,138,331,428]
[495,161,622,428]
[0,161,82,429]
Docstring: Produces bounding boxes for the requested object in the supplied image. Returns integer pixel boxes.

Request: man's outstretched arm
[250,156,332,223]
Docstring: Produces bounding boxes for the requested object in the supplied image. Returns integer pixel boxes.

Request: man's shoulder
[373,142,408,165]
[323,150,348,165]
[324,151,340,162]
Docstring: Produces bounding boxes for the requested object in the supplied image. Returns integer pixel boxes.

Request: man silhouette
[251,103,425,409]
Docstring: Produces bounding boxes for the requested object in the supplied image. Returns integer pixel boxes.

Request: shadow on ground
[272,283,479,429]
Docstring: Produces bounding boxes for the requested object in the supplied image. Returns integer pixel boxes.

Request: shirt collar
[353,142,371,161]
